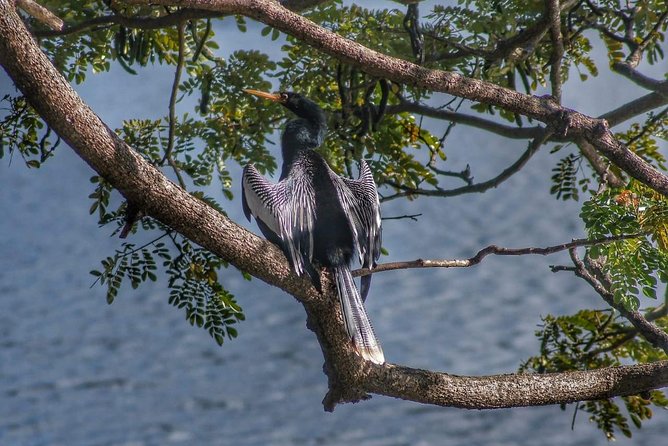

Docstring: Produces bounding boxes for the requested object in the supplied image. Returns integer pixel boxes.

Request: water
[2,12,667,446]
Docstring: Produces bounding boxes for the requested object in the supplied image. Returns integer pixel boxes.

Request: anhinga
[241,89,384,364]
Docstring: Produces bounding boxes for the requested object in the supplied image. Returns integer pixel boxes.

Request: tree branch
[3,0,668,412]
[357,360,668,411]
[626,7,668,68]
[162,21,187,188]
[600,90,668,128]
[586,302,668,358]
[354,233,645,277]
[16,0,63,31]
[386,91,666,151]
[612,62,668,92]
[384,102,542,140]
[546,0,564,103]
[569,248,668,354]
[35,0,327,37]
[33,8,221,37]
[576,137,626,188]
[380,129,550,201]
[426,0,579,64]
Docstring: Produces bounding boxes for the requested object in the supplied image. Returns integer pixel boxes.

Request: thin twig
[190,18,212,63]
[581,303,668,358]
[381,128,551,201]
[546,0,564,103]
[161,21,187,188]
[425,0,579,64]
[381,213,422,222]
[550,265,576,272]
[626,8,668,67]
[585,311,667,358]
[354,233,644,277]
[429,165,474,185]
[90,231,171,287]
[626,106,668,147]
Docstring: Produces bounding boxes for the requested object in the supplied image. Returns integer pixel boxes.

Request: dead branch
[354,233,645,277]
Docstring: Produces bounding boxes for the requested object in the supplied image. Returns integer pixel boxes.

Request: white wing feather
[242,164,316,275]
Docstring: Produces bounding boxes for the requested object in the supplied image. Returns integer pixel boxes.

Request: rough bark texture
[2,0,668,411]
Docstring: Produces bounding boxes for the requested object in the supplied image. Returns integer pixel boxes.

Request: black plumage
[241,90,384,364]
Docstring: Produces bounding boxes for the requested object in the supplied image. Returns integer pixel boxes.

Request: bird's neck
[281,118,325,160]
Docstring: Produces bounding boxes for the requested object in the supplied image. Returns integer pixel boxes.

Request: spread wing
[330,160,382,300]
[242,164,318,284]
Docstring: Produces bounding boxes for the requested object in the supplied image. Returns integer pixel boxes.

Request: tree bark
[2,0,668,411]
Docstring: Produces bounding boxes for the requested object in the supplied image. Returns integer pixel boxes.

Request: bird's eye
[280,93,289,101]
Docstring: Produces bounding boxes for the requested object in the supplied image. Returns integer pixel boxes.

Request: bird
[241,89,384,364]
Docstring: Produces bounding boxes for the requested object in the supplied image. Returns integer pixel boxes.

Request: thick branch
[3,0,668,411]
[1,0,313,302]
[35,0,327,37]
[359,360,668,410]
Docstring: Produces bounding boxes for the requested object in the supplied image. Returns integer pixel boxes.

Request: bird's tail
[333,266,385,364]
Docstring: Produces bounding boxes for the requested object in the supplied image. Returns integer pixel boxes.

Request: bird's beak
[244,89,283,102]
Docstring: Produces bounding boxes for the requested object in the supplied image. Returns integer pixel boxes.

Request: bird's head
[244,89,326,128]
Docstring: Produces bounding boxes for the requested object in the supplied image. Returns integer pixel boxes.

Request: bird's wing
[329,160,382,300]
[337,160,382,267]
[242,163,316,278]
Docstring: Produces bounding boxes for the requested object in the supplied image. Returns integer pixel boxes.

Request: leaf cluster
[90,232,244,346]
[583,0,667,65]
[549,151,591,201]
[0,95,58,168]
[581,182,668,310]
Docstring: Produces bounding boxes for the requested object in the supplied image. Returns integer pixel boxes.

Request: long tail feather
[333,266,384,364]
[360,274,372,302]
